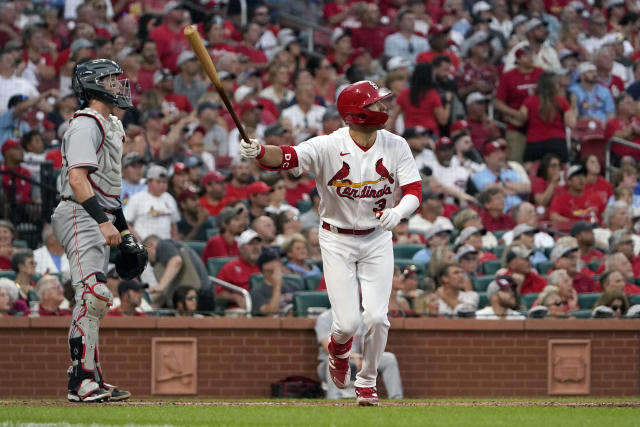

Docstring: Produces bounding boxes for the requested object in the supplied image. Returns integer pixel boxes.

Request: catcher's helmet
[337,80,392,127]
[72,59,133,109]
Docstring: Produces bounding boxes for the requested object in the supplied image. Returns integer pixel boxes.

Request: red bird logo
[375,158,394,184]
[328,161,350,185]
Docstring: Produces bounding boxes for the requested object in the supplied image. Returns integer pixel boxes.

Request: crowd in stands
[3,0,640,320]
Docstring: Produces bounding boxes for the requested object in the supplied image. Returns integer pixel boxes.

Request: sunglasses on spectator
[186,295,197,301]
[611,304,623,311]
[553,300,566,307]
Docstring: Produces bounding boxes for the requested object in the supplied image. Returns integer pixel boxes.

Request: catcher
[51,59,147,403]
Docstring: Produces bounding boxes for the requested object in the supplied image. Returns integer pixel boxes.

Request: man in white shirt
[502,19,560,72]
[33,223,69,276]
[408,191,453,234]
[124,165,180,241]
[475,276,526,319]
[426,137,475,204]
[0,49,39,115]
[282,84,326,144]
[403,126,435,172]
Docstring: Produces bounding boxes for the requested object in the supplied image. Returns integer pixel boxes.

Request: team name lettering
[336,185,392,200]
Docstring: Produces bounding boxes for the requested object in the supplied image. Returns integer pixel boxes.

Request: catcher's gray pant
[52,201,113,386]
[318,352,403,399]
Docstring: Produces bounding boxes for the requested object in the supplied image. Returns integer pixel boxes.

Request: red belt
[322,221,375,235]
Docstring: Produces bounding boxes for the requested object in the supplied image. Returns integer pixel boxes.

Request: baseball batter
[241,81,421,406]
[51,59,144,402]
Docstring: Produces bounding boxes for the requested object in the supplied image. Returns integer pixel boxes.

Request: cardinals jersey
[289,127,421,229]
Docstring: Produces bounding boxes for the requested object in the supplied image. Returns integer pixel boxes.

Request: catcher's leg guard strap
[68,337,95,391]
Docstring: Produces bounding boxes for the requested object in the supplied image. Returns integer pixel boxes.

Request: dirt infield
[2,399,640,408]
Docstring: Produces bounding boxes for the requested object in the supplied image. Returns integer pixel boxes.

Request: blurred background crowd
[1,0,640,320]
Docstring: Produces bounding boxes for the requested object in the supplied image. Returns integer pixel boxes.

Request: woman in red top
[582,154,613,206]
[531,153,564,211]
[603,92,640,162]
[519,72,576,163]
[389,63,450,135]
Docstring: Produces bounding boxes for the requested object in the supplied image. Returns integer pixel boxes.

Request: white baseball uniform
[283,127,421,389]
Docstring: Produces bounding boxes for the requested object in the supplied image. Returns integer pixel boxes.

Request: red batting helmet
[337,80,392,127]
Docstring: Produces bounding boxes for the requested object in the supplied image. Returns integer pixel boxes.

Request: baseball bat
[183,25,251,144]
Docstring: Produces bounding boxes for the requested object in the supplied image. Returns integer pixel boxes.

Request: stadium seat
[296,199,313,214]
[492,230,509,240]
[249,274,305,293]
[184,241,206,256]
[304,274,323,290]
[491,245,506,258]
[481,260,502,275]
[630,294,640,305]
[393,244,424,259]
[0,271,16,280]
[207,257,236,277]
[578,292,602,310]
[588,259,603,272]
[205,227,219,240]
[521,293,539,309]
[13,240,28,249]
[394,258,427,280]
[568,309,593,319]
[473,275,496,292]
[293,291,330,317]
[535,261,553,275]
[477,292,489,309]
[543,246,554,258]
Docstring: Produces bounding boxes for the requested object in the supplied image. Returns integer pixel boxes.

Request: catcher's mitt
[114,233,148,280]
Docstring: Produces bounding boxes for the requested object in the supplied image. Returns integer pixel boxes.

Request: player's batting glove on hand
[378,208,402,231]
[240,138,263,159]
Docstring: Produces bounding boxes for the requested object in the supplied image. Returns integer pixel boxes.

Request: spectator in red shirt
[201,204,247,262]
[582,154,613,205]
[153,68,193,114]
[323,0,361,28]
[206,18,236,61]
[234,23,268,69]
[603,93,640,162]
[494,46,544,162]
[549,164,603,223]
[283,171,315,208]
[531,153,564,211]
[594,48,625,98]
[465,92,501,150]
[550,244,601,294]
[478,187,516,232]
[225,159,251,203]
[502,244,547,294]
[216,228,262,309]
[326,27,354,75]
[21,25,57,89]
[609,230,640,277]
[35,275,70,316]
[456,31,498,99]
[138,39,162,92]
[148,1,191,72]
[519,71,576,163]
[389,62,449,135]
[350,3,390,59]
[570,221,604,264]
[0,139,31,204]
[417,25,459,68]
[108,280,147,316]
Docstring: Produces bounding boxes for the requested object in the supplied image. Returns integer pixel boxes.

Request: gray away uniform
[51,107,125,390]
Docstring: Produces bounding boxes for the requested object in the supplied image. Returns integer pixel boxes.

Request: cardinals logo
[375,158,394,184]
[327,161,351,186]
[328,158,395,200]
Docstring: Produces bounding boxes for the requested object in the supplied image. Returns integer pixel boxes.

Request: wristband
[81,196,109,224]
[257,144,266,159]
[112,207,128,232]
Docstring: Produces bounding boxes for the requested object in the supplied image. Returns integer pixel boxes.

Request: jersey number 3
[373,199,386,213]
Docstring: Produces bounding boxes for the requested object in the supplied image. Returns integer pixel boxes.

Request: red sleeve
[556,95,570,112]
[495,72,508,102]
[522,94,535,111]
[604,119,621,141]
[201,238,217,263]
[400,181,422,204]
[396,88,408,108]
[427,89,443,109]
[548,193,564,215]
[531,177,548,195]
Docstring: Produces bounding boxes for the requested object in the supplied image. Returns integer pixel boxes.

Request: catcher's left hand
[115,232,148,280]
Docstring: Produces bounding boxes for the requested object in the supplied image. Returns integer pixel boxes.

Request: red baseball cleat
[328,336,352,389]
[355,386,379,406]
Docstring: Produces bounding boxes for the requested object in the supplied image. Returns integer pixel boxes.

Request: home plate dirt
[1,400,640,408]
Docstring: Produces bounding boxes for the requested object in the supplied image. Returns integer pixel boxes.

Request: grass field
[1,399,640,427]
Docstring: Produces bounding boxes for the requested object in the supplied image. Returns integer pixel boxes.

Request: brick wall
[1,317,638,398]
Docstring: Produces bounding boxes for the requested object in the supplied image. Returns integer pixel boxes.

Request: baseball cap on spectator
[482,139,507,157]
[549,244,578,263]
[456,244,478,260]
[524,18,547,33]
[454,226,486,246]
[570,221,596,237]
[118,279,143,295]
[602,32,625,46]
[123,152,144,167]
[505,245,533,264]
[486,276,517,299]
[218,70,234,81]
[184,155,203,169]
[177,51,197,67]
[264,124,287,137]
[606,0,625,8]
[186,125,207,139]
[454,304,476,318]
[140,109,165,123]
[153,68,173,85]
[3,40,22,53]
[466,92,489,107]
[387,56,411,72]
[609,229,632,248]
[592,305,615,318]
[1,139,21,157]
[425,223,453,241]
[558,49,579,62]
[402,126,430,139]
[463,30,490,54]
[568,1,585,12]
[197,101,222,115]
[277,28,298,48]
[7,94,27,109]
[172,162,187,175]
[577,62,596,75]
[246,181,270,195]
[435,136,453,150]
[331,27,350,45]
[162,0,183,15]
[626,305,640,318]
[512,14,528,28]
[402,264,421,277]
[450,120,470,135]
[422,191,445,201]
[219,205,245,225]
[514,45,532,59]
[428,24,450,37]
[234,85,256,103]
[238,99,262,116]
[117,46,136,63]
[201,171,226,187]
[567,164,587,179]
[70,38,93,53]
[177,186,199,203]
[257,246,281,269]
[322,106,341,122]
[512,224,539,240]
[528,305,549,318]
[472,1,492,15]
[146,165,168,180]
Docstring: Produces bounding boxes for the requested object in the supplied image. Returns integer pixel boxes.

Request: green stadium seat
[544,246,554,258]
[449,228,459,245]
[184,241,206,256]
[588,259,603,272]
[481,260,502,275]
[205,227,219,240]
[491,245,506,258]
[207,257,236,277]
[304,274,323,290]
[0,270,16,280]
[13,240,28,249]
[473,275,496,292]
[578,292,602,310]
[394,258,427,281]
[249,274,305,293]
[477,292,489,309]
[535,261,553,275]
[568,309,592,319]
[492,230,509,240]
[393,244,424,259]
[293,291,330,317]
[630,294,640,305]
[521,293,539,308]
[296,199,313,214]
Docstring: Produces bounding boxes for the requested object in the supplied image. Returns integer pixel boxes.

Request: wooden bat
[183,25,251,144]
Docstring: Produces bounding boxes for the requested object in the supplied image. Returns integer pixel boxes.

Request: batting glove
[378,208,402,231]
[240,138,263,159]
